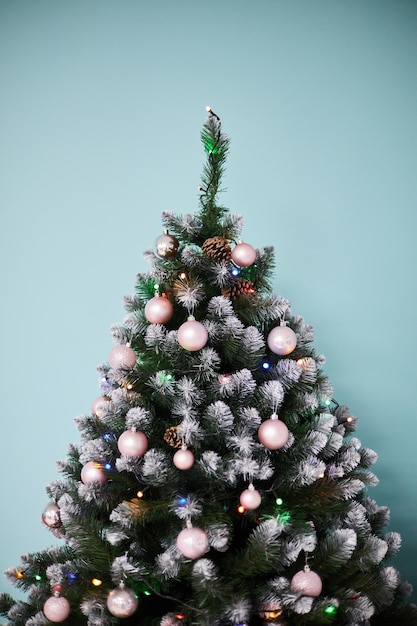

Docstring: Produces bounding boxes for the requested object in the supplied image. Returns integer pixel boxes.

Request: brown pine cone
[222,278,255,300]
[163,426,182,448]
[202,236,232,262]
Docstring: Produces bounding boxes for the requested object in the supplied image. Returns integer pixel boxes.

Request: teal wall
[1,0,416,606]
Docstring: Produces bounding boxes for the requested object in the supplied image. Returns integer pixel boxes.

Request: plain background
[1,0,416,610]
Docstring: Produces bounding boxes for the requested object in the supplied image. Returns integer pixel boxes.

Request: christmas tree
[1,109,416,626]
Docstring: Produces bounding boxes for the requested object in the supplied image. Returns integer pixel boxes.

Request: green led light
[158,371,174,382]
[324,604,337,615]
[34,574,42,581]
[143,590,151,596]
[276,497,283,506]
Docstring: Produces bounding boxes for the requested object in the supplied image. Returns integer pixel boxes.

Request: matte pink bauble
[240,486,261,510]
[177,319,208,351]
[43,595,71,622]
[290,567,322,597]
[267,325,297,356]
[80,461,107,485]
[176,526,209,559]
[117,429,148,457]
[107,585,139,618]
[109,344,137,370]
[42,502,62,529]
[91,395,111,418]
[258,418,289,450]
[173,448,195,470]
[145,296,174,324]
[231,242,256,267]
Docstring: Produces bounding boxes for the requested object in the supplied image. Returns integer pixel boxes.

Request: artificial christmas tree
[1,108,416,626]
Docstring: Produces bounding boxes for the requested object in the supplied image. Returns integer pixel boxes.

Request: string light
[91,578,103,587]
[15,571,25,579]
[324,604,337,615]
[276,497,283,506]
[34,574,42,581]
[238,505,245,514]
[137,491,144,498]
[175,613,185,620]
[261,361,271,370]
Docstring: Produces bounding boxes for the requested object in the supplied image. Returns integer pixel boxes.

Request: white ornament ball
[109,344,137,370]
[177,319,208,351]
[42,503,62,529]
[290,567,322,597]
[43,596,71,623]
[80,461,107,485]
[107,585,139,618]
[239,487,261,510]
[145,296,174,325]
[231,242,257,267]
[91,395,111,418]
[173,448,195,470]
[117,430,148,457]
[267,325,297,356]
[176,526,209,559]
[258,418,289,450]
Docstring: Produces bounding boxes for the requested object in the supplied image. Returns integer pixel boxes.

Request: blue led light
[177,497,187,506]
[262,361,270,370]
[231,267,241,276]
[104,462,112,470]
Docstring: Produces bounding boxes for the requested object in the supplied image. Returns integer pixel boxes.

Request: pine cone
[163,426,182,448]
[202,236,232,262]
[222,278,255,300]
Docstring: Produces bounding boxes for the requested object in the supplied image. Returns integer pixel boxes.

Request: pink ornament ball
[91,395,111,418]
[117,429,148,457]
[290,567,322,597]
[231,242,257,267]
[107,585,139,618]
[173,448,195,470]
[258,418,289,450]
[80,461,107,485]
[145,296,174,325]
[177,319,208,351]
[42,503,62,529]
[43,595,71,623]
[240,487,261,510]
[267,325,297,356]
[109,344,137,370]
[176,526,209,559]
[155,232,179,260]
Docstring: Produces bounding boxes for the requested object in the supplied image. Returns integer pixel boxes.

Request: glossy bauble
[117,429,148,457]
[42,502,62,529]
[176,526,209,559]
[267,324,297,356]
[109,344,137,370]
[145,296,174,325]
[107,585,139,618]
[43,595,71,623]
[258,417,289,450]
[239,486,261,510]
[155,232,179,260]
[231,242,256,267]
[80,461,107,485]
[290,566,322,597]
[177,318,208,351]
[173,448,195,470]
[91,395,111,418]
